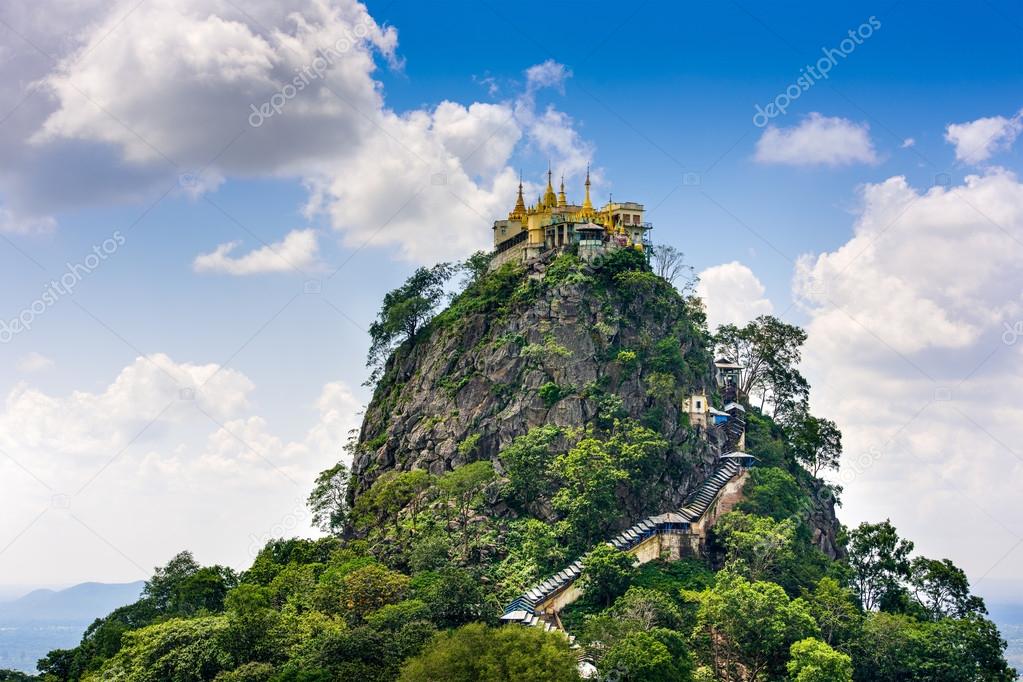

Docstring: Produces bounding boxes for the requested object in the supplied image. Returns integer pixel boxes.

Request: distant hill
[0,581,144,624]
[0,581,145,673]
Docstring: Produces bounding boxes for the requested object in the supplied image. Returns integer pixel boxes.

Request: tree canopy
[398,623,580,682]
[367,263,454,380]
[847,520,914,612]
[714,315,809,417]
[787,412,843,477]
[308,462,350,535]
[650,244,697,293]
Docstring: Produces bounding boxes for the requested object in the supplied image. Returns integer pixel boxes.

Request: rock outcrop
[351,255,716,523]
[349,253,843,558]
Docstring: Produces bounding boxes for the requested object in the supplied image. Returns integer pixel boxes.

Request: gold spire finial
[557,174,567,208]
[582,165,593,213]
[510,169,526,219]
[542,162,557,209]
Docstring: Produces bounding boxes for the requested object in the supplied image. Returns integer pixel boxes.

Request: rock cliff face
[808,481,844,560]
[350,252,843,558]
[351,254,718,523]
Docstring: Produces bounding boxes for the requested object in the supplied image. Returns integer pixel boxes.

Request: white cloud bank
[697,261,773,331]
[794,168,1023,582]
[755,113,878,167]
[0,354,362,584]
[2,0,593,261]
[945,109,1023,165]
[194,229,320,275]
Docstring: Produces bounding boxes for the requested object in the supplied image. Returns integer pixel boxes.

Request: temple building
[490,166,652,269]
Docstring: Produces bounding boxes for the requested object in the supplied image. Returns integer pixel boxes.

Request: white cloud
[794,168,1023,582]
[193,228,320,275]
[794,170,1023,354]
[0,354,362,584]
[302,61,593,263]
[901,137,915,148]
[0,206,56,235]
[755,113,879,166]
[16,352,55,373]
[4,0,592,263]
[524,59,571,93]
[945,109,1023,164]
[32,0,396,171]
[0,354,254,463]
[696,261,773,331]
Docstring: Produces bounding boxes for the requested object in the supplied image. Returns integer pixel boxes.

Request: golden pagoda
[491,165,650,268]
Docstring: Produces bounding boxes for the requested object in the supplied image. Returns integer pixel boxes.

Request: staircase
[677,459,742,521]
[500,386,755,648]
[500,458,744,631]
[722,403,746,453]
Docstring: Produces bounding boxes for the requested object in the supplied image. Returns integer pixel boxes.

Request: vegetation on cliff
[9,249,1014,682]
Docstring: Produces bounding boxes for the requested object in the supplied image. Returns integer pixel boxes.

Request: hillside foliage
[9,252,1014,682]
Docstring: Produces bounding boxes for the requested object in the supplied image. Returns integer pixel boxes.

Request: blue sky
[1,0,1022,598]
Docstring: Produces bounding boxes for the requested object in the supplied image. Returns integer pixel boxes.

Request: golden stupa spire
[582,165,593,213]
[510,170,526,219]
[557,175,567,208]
[543,161,557,208]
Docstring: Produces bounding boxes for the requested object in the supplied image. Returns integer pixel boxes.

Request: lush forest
[6,248,1015,681]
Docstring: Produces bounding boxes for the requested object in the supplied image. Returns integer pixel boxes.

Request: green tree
[144,551,202,611]
[505,518,568,577]
[410,567,499,627]
[408,531,453,572]
[787,412,842,477]
[714,315,809,417]
[220,584,285,666]
[802,577,862,647]
[738,467,807,521]
[611,586,686,631]
[846,521,914,611]
[367,263,454,380]
[579,587,688,663]
[850,611,1017,682]
[714,511,798,582]
[214,662,275,681]
[398,623,580,682]
[307,462,350,535]
[786,638,853,682]
[908,556,987,620]
[457,251,493,290]
[499,425,561,510]
[437,461,496,558]
[599,629,694,682]
[143,551,236,617]
[94,616,232,681]
[352,469,435,539]
[243,537,340,586]
[552,423,667,549]
[580,545,638,607]
[912,615,1017,681]
[394,470,434,533]
[333,563,410,623]
[849,611,916,681]
[693,571,817,682]
[363,599,431,631]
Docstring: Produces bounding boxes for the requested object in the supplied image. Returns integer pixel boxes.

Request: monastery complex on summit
[490,167,652,268]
